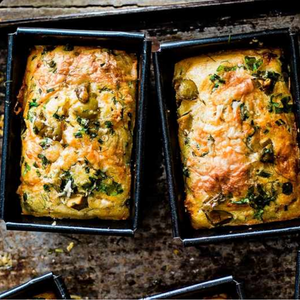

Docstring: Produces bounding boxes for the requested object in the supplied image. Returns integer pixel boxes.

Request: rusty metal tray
[0,0,299,298]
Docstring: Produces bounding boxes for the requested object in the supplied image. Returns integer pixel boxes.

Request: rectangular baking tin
[143,275,245,299]
[154,28,300,246]
[0,27,151,235]
[0,272,70,299]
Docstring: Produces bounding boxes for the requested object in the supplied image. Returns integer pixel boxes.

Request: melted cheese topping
[174,49,300,229]
[17,45,137,220]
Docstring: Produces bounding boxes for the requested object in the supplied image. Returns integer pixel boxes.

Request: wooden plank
[0,0,275,22]
[0,0,198,8]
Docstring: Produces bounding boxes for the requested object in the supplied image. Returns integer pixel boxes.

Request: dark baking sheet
[0,272,69,299]
[0,27,151,235]
[0,1,300,299]
[143,275,245,299]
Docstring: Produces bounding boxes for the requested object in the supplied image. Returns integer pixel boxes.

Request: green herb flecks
[245,56,263,71]
[74,132,83,138]
[38,154,50,167]
[29,99,39,109]
[39,138,51,150]
[268,94,293,114]
[243,184,277,220]
[23,162,31,175]
[43,184,51,192]
[27,110,36,122]
[232,198,250,205]
[105,121,114,134]
[97,181,124,197]
[209,74,225,92]
[217,65,237,73]
[46,88,55,93]
[254,71,280,95]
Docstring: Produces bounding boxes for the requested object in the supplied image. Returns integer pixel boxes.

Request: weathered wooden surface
[0,0,208,22]
[0,1,300,299]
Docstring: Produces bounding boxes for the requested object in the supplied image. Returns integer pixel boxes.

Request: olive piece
[33,111,62,141]
[260,142,274,163]
[175,79,199,101]
[73,95,98,119]
[75,82,90,103]
[206,210,233,226]
[202,193,226,211]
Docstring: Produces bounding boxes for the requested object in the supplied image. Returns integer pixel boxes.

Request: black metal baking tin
[0,272,70,299]
[0,27,151,235]
[143,275,245,299]
[154,28,300,246]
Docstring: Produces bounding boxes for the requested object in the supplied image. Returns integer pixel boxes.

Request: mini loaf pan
[143,275,245,299]
[153,28,300,246]
[0,272,70,299]
[0,27,151,235]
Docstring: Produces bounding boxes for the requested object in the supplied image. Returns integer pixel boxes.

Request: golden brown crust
[17,45,137,220]
[174,48,300,229]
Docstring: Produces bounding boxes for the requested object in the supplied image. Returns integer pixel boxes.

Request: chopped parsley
[254,209,264,220]
[217,65,237,72]
[43,184,51,192]
[269,95,293,114]
[23,162,31,175]
[38,154,50,166]
[53,112,65,120]
[39,138,51,150]
[27,110,36,122]
[105,121,114,134]
[245,56,263,71]
[74,132,83,138]
[232,198,250,205]
[46,88,55,93]
[210,74,226,91]
[97,181,124,196]
[29,99,39,109]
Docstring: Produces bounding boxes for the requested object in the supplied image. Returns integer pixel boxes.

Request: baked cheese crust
[174,49,300,229]
[17,45,137,220]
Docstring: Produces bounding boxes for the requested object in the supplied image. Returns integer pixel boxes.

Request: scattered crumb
[55,248,64,253]
[66,242,75,252]
[0,252,12,269]
[71,295,83,299]
[48,248,64,254]
[173,249,179,255]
